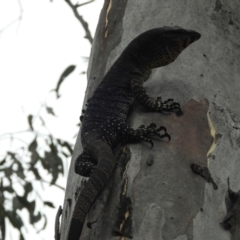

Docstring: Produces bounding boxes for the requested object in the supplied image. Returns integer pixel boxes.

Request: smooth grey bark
[60,0,240,239]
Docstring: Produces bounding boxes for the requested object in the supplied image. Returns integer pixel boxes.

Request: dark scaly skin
[67,26,201,240]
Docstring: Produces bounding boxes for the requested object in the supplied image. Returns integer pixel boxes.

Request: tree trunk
[60,0,240,239]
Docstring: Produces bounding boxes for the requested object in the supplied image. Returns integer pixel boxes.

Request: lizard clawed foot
[156,126,167,133]
[140,132,170,148]
[141,136,154,148]
[120,120,170,148]
[159,132,171,141]
[155,97,182,115]
[135,123,171,145]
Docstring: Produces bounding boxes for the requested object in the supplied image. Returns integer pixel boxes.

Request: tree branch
[65,0,93,44]
[76,0,94,8]
[0,0,23,35]
[41,179,65,191]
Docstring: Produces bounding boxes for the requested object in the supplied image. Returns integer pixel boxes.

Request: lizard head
[127,26,201,70]
[162,26,201,65]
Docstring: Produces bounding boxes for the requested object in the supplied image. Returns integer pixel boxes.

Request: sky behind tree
[0,0,103,239]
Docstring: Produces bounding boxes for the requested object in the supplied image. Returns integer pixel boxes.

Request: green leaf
[4,186,14,193]
[30,151,40,166]
[28,138,37,152]
[6,211,23,228]
[53,65,76,98]
[61,151,69,158]
[13,196,24,210]
[23,182,33,197]
[14,196,35,212]
[30,167,41,180]
[27,114,34,131]
[16,171,25,180]
[30,211,41,224]
[20,232,25,240]
[27,200,36,212]
[42,214,47,230]
[0,216,6,240]
[37,214,47,233]
[46,106,56,116]
[7,151,18,161]
[12,196,42,225]
[4,167,13,178]
[15,162,25,180]
[49,142,57,154]
[44,201,55,208]
[41,151,51,170]
[41,141,64,184]
[41,151,63,184]
[39,116,45,126]
[28,138,40,165]
[0,158,6,166]
[57,139,73,154]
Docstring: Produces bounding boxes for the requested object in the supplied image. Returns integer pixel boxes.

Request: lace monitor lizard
[67,26,201,240]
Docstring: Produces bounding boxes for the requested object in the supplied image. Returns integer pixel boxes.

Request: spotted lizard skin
[67,26,201,240]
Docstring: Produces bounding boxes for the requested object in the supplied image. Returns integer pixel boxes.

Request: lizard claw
[158,132,171,141]
[147,123,156,130]
[156,126,167,133]
[164,133,171,141]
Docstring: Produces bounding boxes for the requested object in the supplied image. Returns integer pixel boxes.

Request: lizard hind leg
[74,150,97,177]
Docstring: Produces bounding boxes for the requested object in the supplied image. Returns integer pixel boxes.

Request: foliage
[0,97,74,239]
[0,0,95,238]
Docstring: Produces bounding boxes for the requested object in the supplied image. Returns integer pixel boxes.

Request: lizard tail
[67,142,115,240]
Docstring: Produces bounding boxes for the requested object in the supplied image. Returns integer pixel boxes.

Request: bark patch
[132,99,214,240]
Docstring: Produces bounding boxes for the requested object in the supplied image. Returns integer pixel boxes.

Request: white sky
[0,0,103,239]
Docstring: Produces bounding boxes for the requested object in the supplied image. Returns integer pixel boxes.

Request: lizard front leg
[130,77,182,114]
